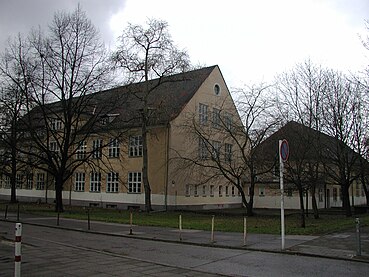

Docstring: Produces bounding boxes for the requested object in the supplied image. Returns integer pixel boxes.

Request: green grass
[1,202,368,235]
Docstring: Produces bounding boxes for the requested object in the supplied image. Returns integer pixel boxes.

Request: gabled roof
[22,65,218,131]
[255,121,363,164]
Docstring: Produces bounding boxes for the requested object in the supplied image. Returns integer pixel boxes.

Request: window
[109,138,120,158]
[210,185,214,197]
[211,140,221,159]
[231,186,236,196]
[90,172,101,192]
[26,173,33,189]
[198,138,208,160]
[356,183,361,197]
[224,112,232,130]
[76,141,87,159]
[212,108,221,128]
[333,187,338,202]
[4,175,10,188]
[318,188,324,202]
[219,185,223,197]
[225,185,229,196]
[129,136,143,157]
[36,173,45,190]
[194,185,199,197]
[107,172,119,193]
[92,139,103,159]
[50,118,62,130]
[185,184,191,196]
[16,174,22,189]
[214,84,221,95]
[128,172,142,193]
[259,186,265,197]
[225,143,232,162]
[287,188,292,197]
[202,185,207,197]
[75,172,85,191]
[50,141,59,153]
[199,103,208,125]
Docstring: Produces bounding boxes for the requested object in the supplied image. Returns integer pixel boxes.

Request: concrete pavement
[2,211,368,262]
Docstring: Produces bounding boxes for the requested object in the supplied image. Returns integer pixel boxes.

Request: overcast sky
[0,0,368,88]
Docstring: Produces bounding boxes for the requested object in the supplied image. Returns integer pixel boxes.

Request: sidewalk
[2,212,369,263]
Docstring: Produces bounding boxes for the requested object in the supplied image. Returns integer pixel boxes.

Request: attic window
[100,114,119,125]
[214,84,221,96]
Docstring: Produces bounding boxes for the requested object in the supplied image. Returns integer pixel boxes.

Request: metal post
[87,208,91,230]
[356,218,361,256]
[5,204,8,219]
[129,210,133,235]
[211,215,215,243]
[179,214,182,241]
[243,217,247,246]
[57,211,60,226]
[279,140,285,251]
[15,223,22,277]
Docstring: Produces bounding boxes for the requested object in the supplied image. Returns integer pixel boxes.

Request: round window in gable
[214,84,221,95]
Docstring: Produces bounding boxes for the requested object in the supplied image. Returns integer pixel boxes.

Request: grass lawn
[1,202,368,236]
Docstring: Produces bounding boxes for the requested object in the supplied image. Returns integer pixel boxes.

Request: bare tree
[275,60,327,224]
[175,83,278,216]
[112,18,190,212]
[1,6,112,212]
[0,34,36,203]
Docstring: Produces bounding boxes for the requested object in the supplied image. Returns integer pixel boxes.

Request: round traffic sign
[280,139,289,162]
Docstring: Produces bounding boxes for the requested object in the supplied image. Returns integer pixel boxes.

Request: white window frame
[16,174,22,189]
[26,173,33,190]
[92,139,103,159]
[211,140,221,159]
[210,185,214,197]
[231,186,236,196]
[199,103,208,125]
[212,108,221,128]
[128,172,142,193]
[198,137,208,160]
[36,173,45,190]
[129,136,143,157]
[50,118,63,130]
[90,172,101,192]
[225,143,232,162]
[109,138,120,158]
[194,185,199,197]
[76,141,87,160]
[4,175,10,188]
[50,141,59,153]
[202,185,207,197]
[224,112,232,130]
[75,172,85,192]
[219,185,223,197]
[259,186,265,197]
[185,184,191,196]
[107,172,119,193]
[225,185,229,196]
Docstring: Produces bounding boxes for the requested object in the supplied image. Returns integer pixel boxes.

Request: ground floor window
[231,186,236,196]
[26,173,33,189]
[75,172,85,192]
[36,173,45,190]
[259,186,265,197]
[202,185,207,197]
[90,172,101,192]
[210,185,214,197]
[318,188,324,202]
[107,172,119,193]
[128,172,141,193]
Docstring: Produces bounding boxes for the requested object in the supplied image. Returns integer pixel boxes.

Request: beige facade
[0,66,244,210]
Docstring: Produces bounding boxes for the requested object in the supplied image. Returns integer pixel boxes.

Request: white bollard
[211,215,215,243]
[15,223,22,277]
[179,214,182,241]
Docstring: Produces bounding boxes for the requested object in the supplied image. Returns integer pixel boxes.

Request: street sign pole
[279,139,289,251]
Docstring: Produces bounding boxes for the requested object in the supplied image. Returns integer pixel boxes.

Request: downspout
[164,123,171,211]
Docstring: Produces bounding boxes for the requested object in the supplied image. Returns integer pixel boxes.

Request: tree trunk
[311,185,319,219]
[298,187,306,228]
[10,124,17,203]
[142,114,152,213]
[55,176,64,213]
[341,184,352,217]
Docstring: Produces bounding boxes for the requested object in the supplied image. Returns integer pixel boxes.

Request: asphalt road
[1,221,368,276]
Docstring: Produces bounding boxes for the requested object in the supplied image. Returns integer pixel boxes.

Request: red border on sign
[280,139,289,162]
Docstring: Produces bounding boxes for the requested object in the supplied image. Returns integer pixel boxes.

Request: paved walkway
[2,212,368,263]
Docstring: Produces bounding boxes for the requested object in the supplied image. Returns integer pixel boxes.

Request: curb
[1,218,368,264]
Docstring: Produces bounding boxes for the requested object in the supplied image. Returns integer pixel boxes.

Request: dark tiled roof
[255,121,361,163]
[23,65,218,132]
